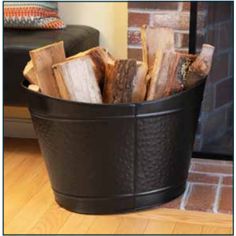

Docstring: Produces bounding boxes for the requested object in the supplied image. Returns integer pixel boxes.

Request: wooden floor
[4,138,233,234]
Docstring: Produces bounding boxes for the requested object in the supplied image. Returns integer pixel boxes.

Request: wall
[58,2,128,59]
[127,2,233,155]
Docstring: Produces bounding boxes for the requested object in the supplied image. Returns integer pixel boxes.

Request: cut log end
[28,84,40,92]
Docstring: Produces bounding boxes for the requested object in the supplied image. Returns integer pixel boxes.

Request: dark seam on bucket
[52,183,186,199]
[30,108,183,121]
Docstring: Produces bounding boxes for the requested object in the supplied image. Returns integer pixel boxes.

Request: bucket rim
[21,78,206,107]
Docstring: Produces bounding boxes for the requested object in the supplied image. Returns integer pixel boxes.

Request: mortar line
[213,176,223,213]
[189,170,232,177]
[180,182,192,210]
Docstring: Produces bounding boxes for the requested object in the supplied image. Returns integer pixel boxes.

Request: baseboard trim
[4,118,36,138]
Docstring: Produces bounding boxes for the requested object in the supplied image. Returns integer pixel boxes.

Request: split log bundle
[185,44,215,87]
[53,56,102,103]
[103,59,148,104]
[29,41,66,98]
[23,60,37,85]
[141,26,175,100]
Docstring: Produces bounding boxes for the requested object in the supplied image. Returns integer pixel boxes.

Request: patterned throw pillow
[4,2,65,29]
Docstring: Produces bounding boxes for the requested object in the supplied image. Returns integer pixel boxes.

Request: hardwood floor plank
[201,225,233,234]
[87,216,122,234]
[4,182,54,234]
[144,219,175,234]
[58,214,95,234]
[172,222,202,234]
[114,216,148,234]
[4,155,43,193]
[28,202,71,234]
[137,208,232,227]
[4,163,48,226]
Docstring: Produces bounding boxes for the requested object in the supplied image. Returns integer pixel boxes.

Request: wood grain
[53,56,102,103]
[30,41,66,98]
[4,138,232,235]
[141,26,175,100]
[23,60,37,85]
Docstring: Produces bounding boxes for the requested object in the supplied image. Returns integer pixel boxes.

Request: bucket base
[54,183,186,214]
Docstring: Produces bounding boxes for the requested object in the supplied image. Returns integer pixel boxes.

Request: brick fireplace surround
[128,2,233,156]
[163,158,232,214]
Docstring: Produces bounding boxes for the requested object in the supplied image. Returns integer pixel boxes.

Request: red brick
[128,12,149,27]
[128,2,178,10]
[176,33,189,48]
[191,158,232,166]
[206,28,218,46]
[128,48,142,61]
[185,184,216,212]
[226,104,233,128]
[152,12,190,30]
[215,78,233,108]
[128,30,141,45]
[222,176,232,186]
[202,110,227,144]
[182,2,190,11]
[208,3,232,24]
[191,162,232,175]
[218,186,232,214]
[161,195,182,209]
[218,22,233,50]
[174,33,189,49]
[188,172,219,184]
[183,2,207,11]
[209,53,229,82]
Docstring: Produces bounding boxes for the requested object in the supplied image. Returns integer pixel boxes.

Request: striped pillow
[4,2,65,29]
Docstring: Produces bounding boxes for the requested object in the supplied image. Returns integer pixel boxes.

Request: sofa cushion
[4,2,65,29]
[4,25,99,105]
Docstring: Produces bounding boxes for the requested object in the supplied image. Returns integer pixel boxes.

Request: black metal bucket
[22,79,205,214]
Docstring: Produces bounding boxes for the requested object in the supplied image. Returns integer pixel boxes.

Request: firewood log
[152,50,174,99]
[141,26,175,100]
[67,47,114,88]
[23,60,37,85]
[28,84,40,92]
[132,61,148,103]
[141,25,175,71]
[151,52,196,100]
[103,59,148,104]
[29,41,66,98]
[165,52,196,96]
[185,44,215,87]
[52,56,102,103]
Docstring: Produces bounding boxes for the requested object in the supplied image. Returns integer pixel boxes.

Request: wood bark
[185,44,215,87]
[53,56,102,103]
[165,52,196,96]
[29,41,66,98]
[103,60,148,104]
[23,60,37,85]
[141,26,175,100]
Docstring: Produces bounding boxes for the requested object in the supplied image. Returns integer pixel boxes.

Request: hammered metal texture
[135,110,194,193]
[32,115,135,196]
